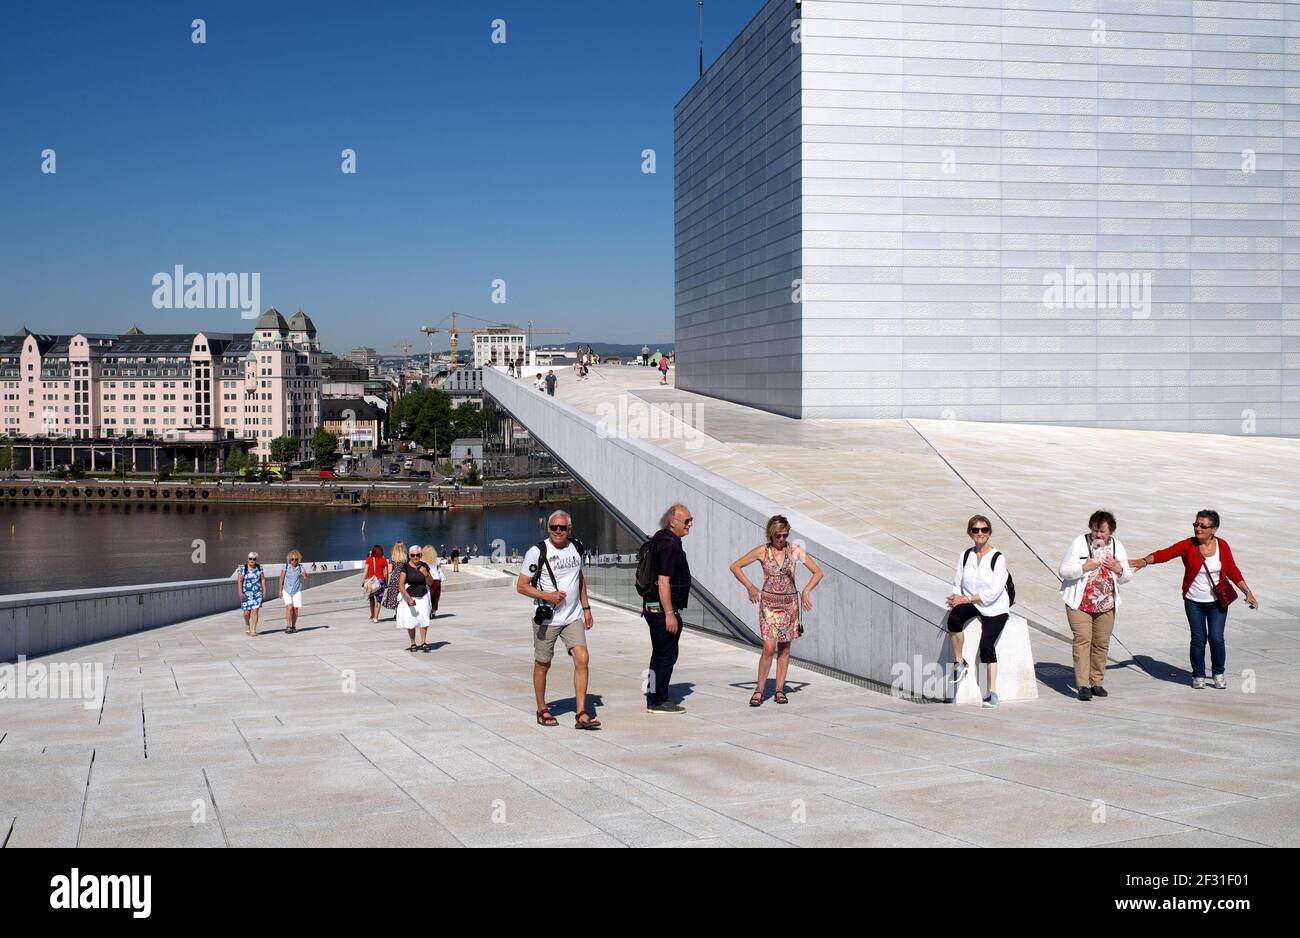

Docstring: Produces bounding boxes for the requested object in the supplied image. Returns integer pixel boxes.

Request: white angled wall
[675,0,805,417]
[679,0,1298,434]
[800,0,1296,433]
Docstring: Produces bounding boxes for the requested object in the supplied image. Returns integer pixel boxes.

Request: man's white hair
[548,509,572,526]
[660,504,688,529]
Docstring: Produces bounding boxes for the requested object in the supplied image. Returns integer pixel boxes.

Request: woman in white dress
[397,545,434,652]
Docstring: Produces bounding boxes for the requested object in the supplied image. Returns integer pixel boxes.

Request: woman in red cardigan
[1132,510,1258,689]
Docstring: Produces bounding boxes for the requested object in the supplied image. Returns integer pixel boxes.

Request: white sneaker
[1192,676,1206,689]
[1212,674,1227,690]
[981,693,999,709]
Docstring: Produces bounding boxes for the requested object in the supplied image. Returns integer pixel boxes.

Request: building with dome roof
[0,309,322,462]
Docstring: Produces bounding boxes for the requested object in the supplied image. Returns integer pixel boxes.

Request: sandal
[421,643,430,653]
[749,692,763,707]
[407,644,419,653]
[536,708,559,727]
[575,711,601,730]
[774,691,789,705]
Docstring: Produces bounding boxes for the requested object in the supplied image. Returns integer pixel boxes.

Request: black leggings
[946,604,1009,664]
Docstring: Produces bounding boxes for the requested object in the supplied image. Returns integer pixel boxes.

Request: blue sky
[0,0,759,352]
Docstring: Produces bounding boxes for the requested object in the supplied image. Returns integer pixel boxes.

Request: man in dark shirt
[644,503,693,713]
[545,370,557,396]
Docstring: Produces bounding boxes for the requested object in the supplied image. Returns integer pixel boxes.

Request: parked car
[403,459,413,470]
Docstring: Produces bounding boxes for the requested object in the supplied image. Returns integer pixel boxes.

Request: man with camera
[517,510,599,729]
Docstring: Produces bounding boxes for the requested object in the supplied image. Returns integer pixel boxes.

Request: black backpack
[963,547,1015,607]
[635,537,657,598]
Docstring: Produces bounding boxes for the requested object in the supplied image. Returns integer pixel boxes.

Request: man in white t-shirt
[517,509,599,729]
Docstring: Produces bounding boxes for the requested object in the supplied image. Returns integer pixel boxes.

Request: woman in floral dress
[381,541,408,622]
[237,551,267,636]
[729,515,823,706]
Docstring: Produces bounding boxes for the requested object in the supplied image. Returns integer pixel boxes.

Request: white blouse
[951,547,1010,616]
[1185,547,1221,603]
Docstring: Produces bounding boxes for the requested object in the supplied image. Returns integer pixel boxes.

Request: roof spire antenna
[698,1,704,77]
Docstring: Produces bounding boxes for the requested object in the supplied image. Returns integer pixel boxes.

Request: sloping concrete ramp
[485,368,1036,703]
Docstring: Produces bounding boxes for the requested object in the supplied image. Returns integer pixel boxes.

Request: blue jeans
[1184,598,1228,678]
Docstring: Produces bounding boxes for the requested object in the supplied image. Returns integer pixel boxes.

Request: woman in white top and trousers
[1058,510,1132,701]
[945,514,1011,708]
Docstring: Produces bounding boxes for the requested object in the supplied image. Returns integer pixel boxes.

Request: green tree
[116,458,134,480]
[173,455,193,474]
[464,465,481,486]
[270,435,298,464]
[392,386,461,455]
[451,404,484,439]
[0,441,14,472]
[225,447,248,472]
[312,428,339,468]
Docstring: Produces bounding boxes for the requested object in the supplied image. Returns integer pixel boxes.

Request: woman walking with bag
[381,541,408,623]
[280,550,309,633]
[364,545,389,622]
[729,515,823,706]
[1132,510,1258,689]
[397,545,434,652]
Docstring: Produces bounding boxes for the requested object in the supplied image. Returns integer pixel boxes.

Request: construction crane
[418,325,441,376]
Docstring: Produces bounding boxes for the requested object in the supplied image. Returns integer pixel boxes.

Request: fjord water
[0,500,638,595]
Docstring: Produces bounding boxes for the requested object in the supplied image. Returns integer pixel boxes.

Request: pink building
[0,309,322,462]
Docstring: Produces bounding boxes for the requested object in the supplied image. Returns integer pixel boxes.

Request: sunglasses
[969,527,990,534]
[550,524,569,531]
[1193,523,1215,529]
[773,532,789,539]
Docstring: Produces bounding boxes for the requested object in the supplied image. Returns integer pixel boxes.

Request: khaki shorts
[532,615,587,664]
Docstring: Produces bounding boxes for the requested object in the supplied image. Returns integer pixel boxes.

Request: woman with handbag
[729,515,823,706]
[363,545,389,623]
[397,546,434,653]
[381,541,408,623]
[1132,510,1258,689]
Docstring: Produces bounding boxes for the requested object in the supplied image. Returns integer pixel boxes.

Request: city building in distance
[345,346,381,375]
[442,365,483,409]
[322,396,386,455]
[0,308,322,461]
[472,328,527,368]
[675,0,1297,434]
